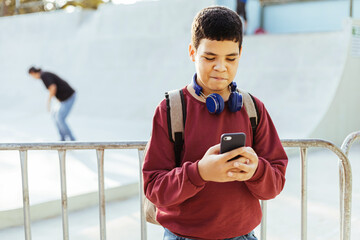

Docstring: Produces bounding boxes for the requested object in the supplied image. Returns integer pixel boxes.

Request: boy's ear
[189,44,196,62]
[239,46,243,58]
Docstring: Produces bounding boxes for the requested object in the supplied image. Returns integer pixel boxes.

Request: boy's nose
[213,60,227,72]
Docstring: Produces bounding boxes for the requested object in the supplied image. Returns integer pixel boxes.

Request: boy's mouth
[210,76,228,81]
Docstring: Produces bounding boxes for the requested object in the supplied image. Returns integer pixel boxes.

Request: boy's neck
[187,82,206,103]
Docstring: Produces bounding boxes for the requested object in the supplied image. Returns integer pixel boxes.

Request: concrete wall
[310,19,360,143]
[0,0,212,142]
[0,1,359,144]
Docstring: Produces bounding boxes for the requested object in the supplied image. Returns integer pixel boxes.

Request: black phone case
[220,132,246,154]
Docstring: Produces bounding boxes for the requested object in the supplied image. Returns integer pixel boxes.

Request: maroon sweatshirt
[143,86,288,240]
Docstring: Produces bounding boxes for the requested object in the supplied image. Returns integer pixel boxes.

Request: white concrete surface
[238,30,349,140]
[311,19,360,143]
[236,18,360,144]
[0,0,213,145]
[1,1,359,146]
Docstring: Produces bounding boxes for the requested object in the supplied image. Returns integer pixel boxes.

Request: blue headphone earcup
[206,93,225,114]
[228,92,243,112]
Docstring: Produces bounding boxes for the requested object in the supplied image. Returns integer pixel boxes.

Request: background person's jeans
[163,228,258,240]
[53,93,76,141]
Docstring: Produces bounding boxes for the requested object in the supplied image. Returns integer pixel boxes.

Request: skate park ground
[1,0,360,239]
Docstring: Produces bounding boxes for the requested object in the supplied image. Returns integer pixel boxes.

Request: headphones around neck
[192,74,243,114]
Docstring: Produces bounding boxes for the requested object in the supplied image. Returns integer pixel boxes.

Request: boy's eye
[204,57,215,61]
[227,58,236,62]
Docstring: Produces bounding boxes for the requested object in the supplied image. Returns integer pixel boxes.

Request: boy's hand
[198,144,258,182]
[47,102,51,112]
[227,147,259,181]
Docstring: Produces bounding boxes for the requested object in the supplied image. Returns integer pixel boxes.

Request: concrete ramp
[0,0,212,142]
[237,21,360,144]
[0,1,358,144]
[310,19,360,143]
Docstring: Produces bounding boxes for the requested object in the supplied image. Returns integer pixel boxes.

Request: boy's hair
[28,66,41,73]
[191,6,243,50]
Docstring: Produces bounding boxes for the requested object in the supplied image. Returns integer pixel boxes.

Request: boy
[143,6,288,240]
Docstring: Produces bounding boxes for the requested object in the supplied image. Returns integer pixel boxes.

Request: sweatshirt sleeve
[142,101,206,208]
[245,98,288,200]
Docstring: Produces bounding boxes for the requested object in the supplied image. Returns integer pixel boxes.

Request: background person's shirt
[40,71,75,102]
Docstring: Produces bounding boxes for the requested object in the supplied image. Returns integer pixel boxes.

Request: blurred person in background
[28,66,76,141]
[236,0,248,32]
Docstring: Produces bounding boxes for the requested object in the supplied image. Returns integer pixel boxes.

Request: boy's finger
[208,144,221,154]
[224,157,247,168]
[228,161,250,172]
[238,147,257,159]
[221,147,244,162]
[227,170,250,180]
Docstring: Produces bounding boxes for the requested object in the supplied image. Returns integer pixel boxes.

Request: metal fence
[260,139,352,240]
[0,142,147,240]
[0,134,357,240]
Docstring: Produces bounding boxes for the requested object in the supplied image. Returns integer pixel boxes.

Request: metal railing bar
[96,149,106,240]
[58,150,69,240]
[260,200,267,240]
[0,141,147,151]
[341,131,360,157]
[300,148,308,240]
[340,131,360,239]
[339,162,345,240]
[282,139,352,240]
[138,149,147,240]
[19,150,32,240]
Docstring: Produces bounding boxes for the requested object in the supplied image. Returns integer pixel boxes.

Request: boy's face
[189,39,241,98]
[29,72,41,79]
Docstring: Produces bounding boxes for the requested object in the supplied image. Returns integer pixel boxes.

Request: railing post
[260,200,267,240]
[138,149,147,240]
[58,150,69,240]
[96,149,106,240]
[340,131,358,240]
[300,148,308,240]
[19,150,32,240]
[341,158,352,240]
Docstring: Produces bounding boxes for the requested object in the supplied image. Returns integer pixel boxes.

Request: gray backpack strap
[238,90,259,136]
[165,89,186,167]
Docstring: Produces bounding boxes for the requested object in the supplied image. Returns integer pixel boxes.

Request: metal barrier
[0,138,353,240]
[260,139,352,240]
[0,142,147,240]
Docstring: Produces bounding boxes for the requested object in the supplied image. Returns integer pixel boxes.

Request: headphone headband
[192,74,203,96]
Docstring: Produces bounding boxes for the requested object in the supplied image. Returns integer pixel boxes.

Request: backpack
[143,88,259,225]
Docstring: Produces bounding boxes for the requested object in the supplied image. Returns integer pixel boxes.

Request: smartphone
[220,132,246,161]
